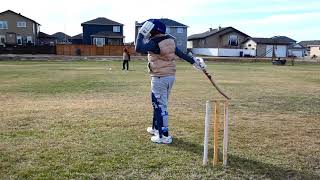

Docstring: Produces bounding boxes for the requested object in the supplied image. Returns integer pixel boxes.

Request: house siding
[220,31,247,48]
[82,24,123,45]
[189,29,248,49]
[242,39,257,50]
[310,46,320,57]
[166,27,187,52]
[256,44,267,57]
[0,11,39,45]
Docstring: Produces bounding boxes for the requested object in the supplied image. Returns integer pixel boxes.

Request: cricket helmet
[147,19,166,34]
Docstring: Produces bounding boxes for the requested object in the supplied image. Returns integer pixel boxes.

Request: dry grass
[0,60,319,179]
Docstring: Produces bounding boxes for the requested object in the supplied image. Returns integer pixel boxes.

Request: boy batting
[135,19,206,144]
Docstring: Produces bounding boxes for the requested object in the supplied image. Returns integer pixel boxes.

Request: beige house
[299,40,320,56]
[187,27,250,49]
[0,10,40,47]
[310,46,320,57]
[242,37,292,58]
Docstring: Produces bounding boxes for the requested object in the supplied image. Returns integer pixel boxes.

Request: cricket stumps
[203,100,229,167]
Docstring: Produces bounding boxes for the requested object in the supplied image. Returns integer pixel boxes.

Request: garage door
[289,50,303,57]
[266,45,287,58]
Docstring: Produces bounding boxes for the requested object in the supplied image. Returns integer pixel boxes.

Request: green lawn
[0,60,319,179]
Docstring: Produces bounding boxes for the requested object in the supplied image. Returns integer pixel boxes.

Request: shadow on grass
[169,137,319,180]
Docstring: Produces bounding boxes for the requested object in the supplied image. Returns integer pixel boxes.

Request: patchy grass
[0,60,319,179]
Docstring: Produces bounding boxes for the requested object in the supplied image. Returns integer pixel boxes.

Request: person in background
[122,47,130,70]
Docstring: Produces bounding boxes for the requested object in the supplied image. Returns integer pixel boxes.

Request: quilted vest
[148,35,177,77]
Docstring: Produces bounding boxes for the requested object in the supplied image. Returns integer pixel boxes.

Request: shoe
[151,135,173,144]
[147,127,159,135]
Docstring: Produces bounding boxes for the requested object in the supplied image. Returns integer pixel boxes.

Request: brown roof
[0,10,40,25]
[188,27,249,40]
[244,37,292,45]
[299,40,320,47]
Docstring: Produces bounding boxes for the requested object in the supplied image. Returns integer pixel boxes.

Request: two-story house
[135,18,188,52]
[0,10,40,47]
[187,26,251,56]
[188,26,250,49]
[80,17,124,46]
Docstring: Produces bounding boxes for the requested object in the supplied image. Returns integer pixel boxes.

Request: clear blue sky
[1,0,319,42]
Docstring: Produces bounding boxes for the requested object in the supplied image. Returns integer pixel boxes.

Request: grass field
[0,60,319,179]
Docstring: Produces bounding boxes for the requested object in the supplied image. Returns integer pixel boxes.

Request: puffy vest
[148,35,177,77]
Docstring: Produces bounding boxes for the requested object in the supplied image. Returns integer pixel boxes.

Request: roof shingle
[136,18,187,27]
[187,27,228,40]
[0,10,40,25]
[70,33,83,40]
[187,27,249,40]
[272,36,296,44]
[81,17,123,26]
[299,40,320,47]
[247,37,292,45]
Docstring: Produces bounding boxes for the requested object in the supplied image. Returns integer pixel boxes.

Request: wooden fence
[56,44,136,56]
[0,45,56,54]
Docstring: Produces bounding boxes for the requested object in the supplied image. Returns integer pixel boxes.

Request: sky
[1,0,320,42]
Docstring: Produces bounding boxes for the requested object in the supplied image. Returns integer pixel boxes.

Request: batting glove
[193,57,206,71]
[139,21,154,38]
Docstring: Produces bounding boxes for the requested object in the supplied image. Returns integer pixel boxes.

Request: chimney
[209,28,213,31]
[218,26,221,30]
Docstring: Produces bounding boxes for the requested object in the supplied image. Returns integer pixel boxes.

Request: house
[242,37,292,58]
[287,43,306,57]
[271,36,305,57]
[188,27,250,49]
[38,32,56,46]
[51,32,71,44]
[135,18,188,52]
[70,33,83,44]
[272,36,296,44]
[310,46,320,58]
[299,40,320,56]
[80,17,124,46]
[187,26,251,56]
[0,10,40,47]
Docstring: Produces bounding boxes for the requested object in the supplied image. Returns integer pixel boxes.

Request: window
[177,28,183,33]
[0,35,5,45]
[228,35,238,46]
[27,36,33,44]
[108,39,121,45]
[113,26,120,32]
[17,21,26,27]
[0,21,8,29]
[248,44,251,47]
[166,27,170,33]
[94,38,105,47]
[17,36,22,45]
